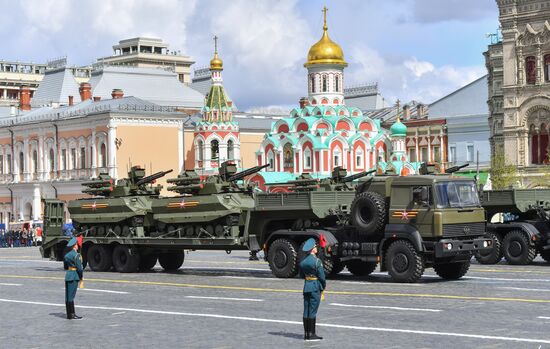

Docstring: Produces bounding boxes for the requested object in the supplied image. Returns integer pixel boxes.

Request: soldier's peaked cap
[302,238,316,252]
[67,237,78,247]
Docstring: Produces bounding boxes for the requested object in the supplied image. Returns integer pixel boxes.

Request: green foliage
[490,152,517,189]
[528,166,550,188]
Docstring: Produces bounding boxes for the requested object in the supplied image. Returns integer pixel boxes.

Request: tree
[490,151,517,189]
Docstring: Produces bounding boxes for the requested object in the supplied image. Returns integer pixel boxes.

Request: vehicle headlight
[447,243,453,250]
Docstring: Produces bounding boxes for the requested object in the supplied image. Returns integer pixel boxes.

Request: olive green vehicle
[475,188,550,265]
[257,168,492,283]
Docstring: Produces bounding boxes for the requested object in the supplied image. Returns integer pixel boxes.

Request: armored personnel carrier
[475,188,550,265]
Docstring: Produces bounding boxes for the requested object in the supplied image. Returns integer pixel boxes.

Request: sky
[0,0,499,112]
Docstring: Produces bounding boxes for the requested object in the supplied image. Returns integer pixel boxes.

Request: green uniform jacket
[64,249,83,282]
[299,254,326,293]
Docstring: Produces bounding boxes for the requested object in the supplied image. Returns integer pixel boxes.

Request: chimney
[19,86,31,111]
[403,105,411,120]
[299,97,309,109]
[68,95,74,106]
[111,88,124,99]
[93,96,101,102]
[79,82,92,101]
[417,103,426,118]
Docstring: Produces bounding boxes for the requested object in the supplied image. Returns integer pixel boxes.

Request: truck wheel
[159,252,184,271]
[385,240,424,283]
[112,245,140,273]
[328,259,345,276]
[474,232,502,264]
[350,191,387,237]
[503,230,536,265]
[540,250,550,263]
[268,238,299,278]
[433,260,470,280]
[139,254,158,271]
[346,260,378,276]
[87,245,112,272]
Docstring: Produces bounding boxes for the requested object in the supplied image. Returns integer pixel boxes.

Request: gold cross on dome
[213,35,218,53]
[322,6,328,30]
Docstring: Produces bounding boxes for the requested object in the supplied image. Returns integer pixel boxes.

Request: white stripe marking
[185,296,264,302]
[80,288,129,294]
[185,267,268,272]
[466,276,550,283]
[0,283,22,286]
[339,281,425,287]
[538,316,550,320]
[0,298,548,344]
[500,287,550,292]
[330,302,442,313]
[111,311,126,315]
[221,276,283,281]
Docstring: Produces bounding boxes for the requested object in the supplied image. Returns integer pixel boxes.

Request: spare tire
[350,191,387,237]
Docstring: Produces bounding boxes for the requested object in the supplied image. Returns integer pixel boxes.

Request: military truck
[475,189,550,265]
[258,172,492,283]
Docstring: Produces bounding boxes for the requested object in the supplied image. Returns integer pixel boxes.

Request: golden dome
[210,35,223,71]
[305,7,347,67]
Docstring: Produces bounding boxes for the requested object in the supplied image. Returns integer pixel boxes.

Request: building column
[107,124,117,178]
[178,123,184,173]
[38,135,45,181]
[32,184,41,221]
[278,151,284,172]
[91,130,97,177]
[23,138,31,182]
[537,46,543,85]
[2,89,6,99]
[427,129,432,162]
[219,144,228,164]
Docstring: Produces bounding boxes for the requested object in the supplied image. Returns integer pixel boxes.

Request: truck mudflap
[433,237,493,258]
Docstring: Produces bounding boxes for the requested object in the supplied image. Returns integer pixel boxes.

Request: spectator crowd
[0,226,42,248]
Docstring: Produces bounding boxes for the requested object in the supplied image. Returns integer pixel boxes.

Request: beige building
[97,37,195,84]
[486,0,550,180]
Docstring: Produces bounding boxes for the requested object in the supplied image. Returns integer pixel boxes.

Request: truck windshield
[435,181,480,209]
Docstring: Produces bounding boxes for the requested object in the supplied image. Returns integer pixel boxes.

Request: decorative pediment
[518,23,539,46]
[406,138,416,147]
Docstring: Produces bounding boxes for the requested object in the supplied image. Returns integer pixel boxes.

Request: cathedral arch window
[335,75,339,92]
[311,75,315,93]
[304,148,312,169]
[227,140,235,160]
[322,75,327,92]
[211,140,219,160]
[267,150,275,171]
[283,143,294,169]
[356,148,364,168]
[545,54,550,82]
[19,151,24,174]
[333,147,342,167]
[526,56,536,85]
[32,150,37,174]
[80,147,86,169]
[197,140,204,161]
[49,149,55,172]
[100,143,107,168]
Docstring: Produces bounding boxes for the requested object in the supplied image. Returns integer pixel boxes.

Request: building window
[334,148,342,167]
[0,155,3,174]
[304,148,312,169]
[356,148,364,168]
[433,146,440,163]
[408,148,417,162]
[450,146,456,164]
[80,147,86,169]
[100,143,107,168]
[7,154,11,174]
[61,149,67,170]
[197,140,203,161]
[227,140,234,160]
[32,150,37,173]
[526,56,536,84]
[322,75,327,92]
[420,147,428,162]
[210,140,219,160]
[545,54,550,82]
[283,143,294,168]
[335,75,340,92]
[19,151,24,174]
[70,148,76,170]
[311,75,315,93]
[467,145,474,162]
[49,149,55,172]
[267,150,275,171]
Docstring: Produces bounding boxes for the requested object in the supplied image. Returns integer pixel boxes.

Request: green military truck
[475,189,550,265]
[258,173,492,283]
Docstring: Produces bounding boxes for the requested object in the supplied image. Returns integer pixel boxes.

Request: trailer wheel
[139,254,158,271]
[385,240,424,283]
[112,245,140,273]
[159,252,185,271]
[474,232,503,264]
[350,191,387,237]
[433,260,470,280]
[503,230,536,265]
[87,245,112,272]
[346,260,378,276]
[268,238,299,278]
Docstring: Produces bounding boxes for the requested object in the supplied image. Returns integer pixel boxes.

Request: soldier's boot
[65,302,71,319]
[308,318,323,341]
[69,302,82,319]
[303,318,309,340]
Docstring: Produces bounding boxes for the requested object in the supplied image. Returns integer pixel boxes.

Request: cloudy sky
[0,0,498,111]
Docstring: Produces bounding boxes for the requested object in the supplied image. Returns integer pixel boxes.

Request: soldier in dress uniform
[299,238,325,341]
[64,237,83,319]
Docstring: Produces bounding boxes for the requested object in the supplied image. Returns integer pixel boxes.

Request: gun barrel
[342,169,376,183]
[227,164,269,182]
[167,184,203,192]
[135,169,173,186]
[445,163,469,174]
[82,179,113,187]
[82,186,113,195]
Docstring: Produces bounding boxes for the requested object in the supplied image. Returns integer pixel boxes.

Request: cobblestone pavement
[1,247,550,348]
